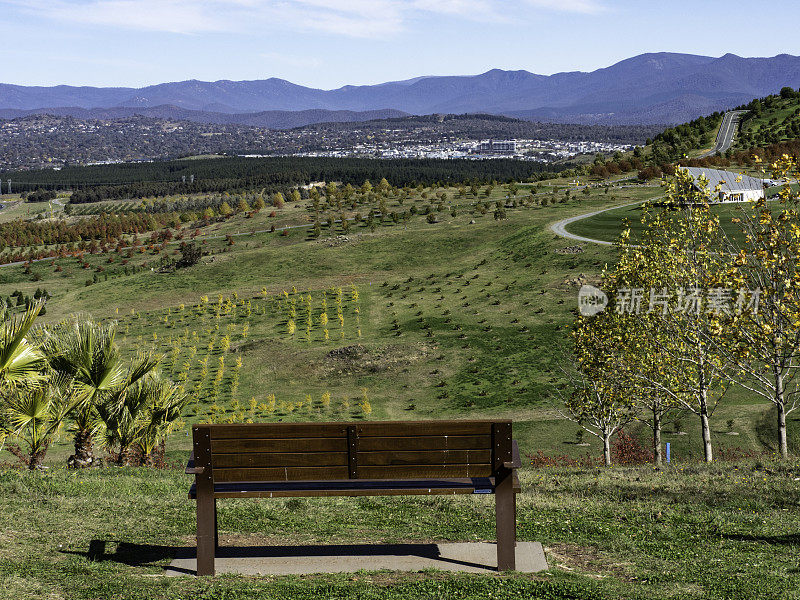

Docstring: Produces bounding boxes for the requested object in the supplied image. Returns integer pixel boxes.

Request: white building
[476,139,517,154]
[680,167,765,203]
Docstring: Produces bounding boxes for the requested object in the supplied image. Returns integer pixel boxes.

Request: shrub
[610,429,653,465]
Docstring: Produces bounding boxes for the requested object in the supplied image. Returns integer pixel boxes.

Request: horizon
[3,0,800,88]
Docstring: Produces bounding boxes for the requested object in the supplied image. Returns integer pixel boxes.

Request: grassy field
[1,462,798,600]
[565,198,790,245]
[2,181,794,464]
[2,177,800,599]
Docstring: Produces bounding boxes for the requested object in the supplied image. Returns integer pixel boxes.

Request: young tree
[624,170,730,462]
[717,157,800,458]
[567,313,636,466]
[38,320,158,468]
[604,231,680,464]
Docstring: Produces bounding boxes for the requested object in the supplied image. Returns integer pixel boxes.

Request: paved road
[699,110,747,158]
[549,201,645,246]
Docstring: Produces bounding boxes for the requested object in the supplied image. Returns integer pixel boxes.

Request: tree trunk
[28,440,50,470]
[775,367,788,459]
[602,432,611,467]
[653,410,663,466]
[68,427,95,469]
[777,402,788,460]
[700,407,713,463]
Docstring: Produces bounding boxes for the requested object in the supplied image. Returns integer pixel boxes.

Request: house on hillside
[679,166,765,203]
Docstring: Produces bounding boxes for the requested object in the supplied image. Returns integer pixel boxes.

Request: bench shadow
[60,540,186,568]
[721,533,800,545]
[62,540,494,575]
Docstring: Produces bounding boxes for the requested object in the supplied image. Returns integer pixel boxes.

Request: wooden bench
[186,420,522,576]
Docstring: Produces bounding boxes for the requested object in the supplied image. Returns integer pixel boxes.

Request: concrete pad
[165,542,547,576]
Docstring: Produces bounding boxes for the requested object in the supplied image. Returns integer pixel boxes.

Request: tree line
[2,156,571,200]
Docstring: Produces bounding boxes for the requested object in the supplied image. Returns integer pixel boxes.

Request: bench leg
[495,472,516,571]
[196,492,216,576]
[214,498,219,550]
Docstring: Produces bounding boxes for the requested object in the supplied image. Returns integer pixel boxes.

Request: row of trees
[0,302,186,469]
[5,156,571,201]
[567,159,800,464]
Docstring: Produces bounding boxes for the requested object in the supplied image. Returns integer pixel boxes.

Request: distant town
[254,137,633,162]
[0,113,654,171]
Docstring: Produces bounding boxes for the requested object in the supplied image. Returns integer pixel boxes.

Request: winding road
[552,109,748,244]
[550,201,644,246]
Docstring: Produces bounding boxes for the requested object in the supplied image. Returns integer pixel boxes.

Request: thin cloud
[525,0,606,14]
[12,0,606,38]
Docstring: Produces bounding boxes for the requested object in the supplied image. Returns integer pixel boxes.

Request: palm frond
[0,300,46,390]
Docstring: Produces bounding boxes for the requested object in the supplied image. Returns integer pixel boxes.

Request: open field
[3,180,796,466]
[2,172,800,600]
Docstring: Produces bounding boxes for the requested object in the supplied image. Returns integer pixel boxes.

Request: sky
[2,0,799,89]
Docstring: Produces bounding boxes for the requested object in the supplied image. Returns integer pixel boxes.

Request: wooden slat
[358,421,499,437]
[205,423,348,439]
[213,452,348,468]
[358,435,491,452]
[357,449,491,466]
[211,438,347,454]
[213,466,349,482]
[357,465,493,479]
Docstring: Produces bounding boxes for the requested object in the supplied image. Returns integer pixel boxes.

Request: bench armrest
[185,451,205,475]
[502,440,522,470]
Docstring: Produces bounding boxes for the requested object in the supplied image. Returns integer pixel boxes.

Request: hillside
[0,106,409,130]
[3,53,800,125]
[734,88,800,149]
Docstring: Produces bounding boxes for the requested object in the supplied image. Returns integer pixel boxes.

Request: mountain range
[3,52,800,126]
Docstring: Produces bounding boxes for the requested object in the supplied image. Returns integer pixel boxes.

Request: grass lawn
[565,198,792,245]
[1,462,798,600]
[2,180,800,599]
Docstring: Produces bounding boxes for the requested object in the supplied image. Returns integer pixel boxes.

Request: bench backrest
[192,420,512,483]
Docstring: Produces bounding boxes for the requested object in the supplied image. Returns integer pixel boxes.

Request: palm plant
[37,318,128,468]
[137,377,187,467]
[0,300,46,392]
[95,354,164,466]
[2,374,76,470]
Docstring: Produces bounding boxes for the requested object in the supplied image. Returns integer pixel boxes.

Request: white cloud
[13,0,606,37]
[525,0,605,14]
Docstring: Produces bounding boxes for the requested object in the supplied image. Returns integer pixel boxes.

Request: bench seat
[189,476,521,499]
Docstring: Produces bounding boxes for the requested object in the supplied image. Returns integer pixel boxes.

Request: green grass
[2,182,794,464]
[2,181,800,598]
[1,462,799,599]
[566,198,791,244]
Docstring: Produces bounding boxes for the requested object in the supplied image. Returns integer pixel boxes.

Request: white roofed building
[679,167,765,203]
